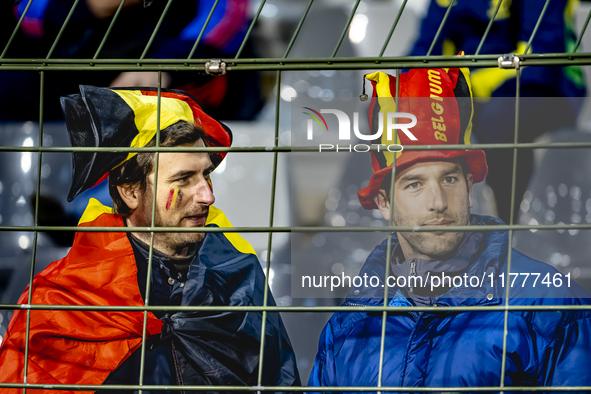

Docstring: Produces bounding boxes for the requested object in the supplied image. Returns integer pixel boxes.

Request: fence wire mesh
[1,0,591,392]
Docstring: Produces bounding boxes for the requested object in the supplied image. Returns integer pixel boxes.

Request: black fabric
[60,93,101,202]
[99,344,175,394]
[170,230,301,390]
[60,86,136,201]
[80,85,138,188]
[101,228,301,392]
[128,232,193,312]
[452,70,473,147]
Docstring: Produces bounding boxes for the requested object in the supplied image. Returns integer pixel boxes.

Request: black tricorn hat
[61,86,232,202]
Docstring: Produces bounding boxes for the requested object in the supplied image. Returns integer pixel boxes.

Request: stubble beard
[393,197,471,261]
[134,189,205,255]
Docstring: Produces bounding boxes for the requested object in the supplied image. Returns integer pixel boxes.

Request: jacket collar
[346,214,508,307]
[127,233,195,284]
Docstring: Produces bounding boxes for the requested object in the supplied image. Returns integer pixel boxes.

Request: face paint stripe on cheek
[207,179,213,192]
[165,189,174,211]
[170,189,179,208]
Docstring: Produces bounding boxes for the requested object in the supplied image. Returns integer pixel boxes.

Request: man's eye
[443,176,457,184]
[406,182,420,189]
[176,176,191,183]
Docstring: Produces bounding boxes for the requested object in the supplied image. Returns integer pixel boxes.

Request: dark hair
[108,120,211,215]
[381,157,469,198]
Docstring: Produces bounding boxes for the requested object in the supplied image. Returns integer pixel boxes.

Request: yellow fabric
[435,0,452,6]
[470,41,527,101]
[78,200,257,256]
[365,71,401,166]
[78,198,113,225]
[112,90,195,164]
[442,39,457,56]
[206,206,257,256]
[459,67,474,145]
[171,189,179,208]
[564,0,578,21]
[487,0,512,20]
[563,0,585,87]
[366,65,473,157]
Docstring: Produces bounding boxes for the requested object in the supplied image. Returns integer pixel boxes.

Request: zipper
[345,302,371,307]
[400,311,423,387]
[409,259,417,293]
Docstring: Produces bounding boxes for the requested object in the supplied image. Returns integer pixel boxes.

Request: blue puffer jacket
[309,215,591,391]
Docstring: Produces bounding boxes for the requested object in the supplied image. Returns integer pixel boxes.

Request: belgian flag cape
[0,200,300,392]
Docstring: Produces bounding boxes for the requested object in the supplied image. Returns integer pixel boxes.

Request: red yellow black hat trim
[61,85,232,202]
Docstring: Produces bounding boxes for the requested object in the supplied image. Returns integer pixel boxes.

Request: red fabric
[387,69,462,147]
[176,75,228,111]
[0,214,163,393]
[359,68,488,209]
[89,172,109,190]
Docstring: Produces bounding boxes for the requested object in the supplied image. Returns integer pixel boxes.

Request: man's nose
[193,178,215,206]
[426,183,447,212]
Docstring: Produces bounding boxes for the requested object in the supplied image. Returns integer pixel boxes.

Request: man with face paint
[113,126,216,261]
[0,86,300,391]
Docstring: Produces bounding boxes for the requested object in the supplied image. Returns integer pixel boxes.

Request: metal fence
[1,0,591,392]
